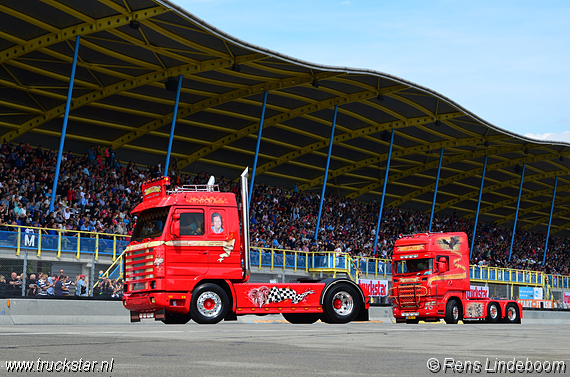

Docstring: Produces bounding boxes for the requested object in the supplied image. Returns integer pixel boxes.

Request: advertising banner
[519,287,543,299]
[517,299,553,309]
[564,292,570,306]
[358,279,388,297]
[467,285,489,299]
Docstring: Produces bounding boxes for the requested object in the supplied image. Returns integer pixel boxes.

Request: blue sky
[173,0,570,142]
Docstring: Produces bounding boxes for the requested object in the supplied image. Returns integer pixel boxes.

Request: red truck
[122,169,369,324]
[389,232,522,324]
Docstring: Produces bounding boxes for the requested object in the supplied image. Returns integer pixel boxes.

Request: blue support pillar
[164,74,183,177]
[314,105,338,241]
[373,129,395,255]
[543,176,558,265]
[49,36,81,214]
[508,164,525,262]
[428,148,444,232]
[470,155,488,259]
[248,91,268,206]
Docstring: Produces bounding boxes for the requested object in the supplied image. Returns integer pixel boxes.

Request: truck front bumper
[123,291,190,314]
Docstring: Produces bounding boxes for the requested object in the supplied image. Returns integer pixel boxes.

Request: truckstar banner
[467,285,489,299]
[358,279,388,297]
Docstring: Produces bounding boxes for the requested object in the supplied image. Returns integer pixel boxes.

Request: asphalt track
[1,321,568,377]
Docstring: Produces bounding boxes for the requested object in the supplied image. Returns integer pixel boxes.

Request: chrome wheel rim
[507,307,517,321]
[332,291,354,316]
[490,305,498,319]
[197,291,222,318]
[452,305,459,320]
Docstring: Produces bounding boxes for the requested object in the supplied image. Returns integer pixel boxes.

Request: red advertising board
[358,279,388,297]
[467,285,489,299]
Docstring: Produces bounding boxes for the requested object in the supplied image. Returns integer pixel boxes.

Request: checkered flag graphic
[266,287,314,304]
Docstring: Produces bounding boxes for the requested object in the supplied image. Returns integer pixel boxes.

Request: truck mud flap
[355,307,369,322]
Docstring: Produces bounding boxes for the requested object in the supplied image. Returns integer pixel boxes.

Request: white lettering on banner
[24,234,35,247]
[467,285,489,299]
[534,287,543,300]
[358,279,388,297]
[517,299,553,309]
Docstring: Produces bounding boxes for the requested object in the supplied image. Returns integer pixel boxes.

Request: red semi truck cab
[123,169,369,324]
[389,232,522,324]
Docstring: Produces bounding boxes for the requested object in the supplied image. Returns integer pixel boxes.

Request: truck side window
[180,212,205,236]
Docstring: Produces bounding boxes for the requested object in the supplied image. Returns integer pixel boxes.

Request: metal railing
[0,224,130,261]
[469,265,544,286]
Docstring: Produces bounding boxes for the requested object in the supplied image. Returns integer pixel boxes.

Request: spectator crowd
[0,268,122,298]
[0,140,569,284]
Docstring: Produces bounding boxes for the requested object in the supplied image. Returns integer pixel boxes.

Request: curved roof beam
[175,89,383,170]
[254,85,409,177]
[299,112,466,191]
[461,168,568,219]
[434,154,568,213]
[344,135,506,199]
[0,4,168,65]
[392,151,560,211]
[0,59,238,142]
[497,189,570,226]
[531,205,570,234]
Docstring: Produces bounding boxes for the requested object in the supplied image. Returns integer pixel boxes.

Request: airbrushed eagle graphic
[438,236,461,250]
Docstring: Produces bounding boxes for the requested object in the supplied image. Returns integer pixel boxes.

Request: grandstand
[0,1,568,306]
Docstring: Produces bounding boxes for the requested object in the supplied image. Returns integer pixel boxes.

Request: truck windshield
[394,258,433,276]
[132,207,170,241]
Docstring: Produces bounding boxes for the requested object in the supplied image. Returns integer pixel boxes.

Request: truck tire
[190,283,229,324]
[444,299,460,324]
[162,312,191,325]
[282,313,321,324]
[322,283,361,324]
[486,302,500,323]
[503,303,520,324]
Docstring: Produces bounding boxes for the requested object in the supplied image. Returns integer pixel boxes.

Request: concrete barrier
[0,298,128,325]
[1,299,568,325]
[521,309,570,324]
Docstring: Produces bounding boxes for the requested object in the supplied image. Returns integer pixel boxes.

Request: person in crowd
[75,274,87,297]
[27,273,37,296]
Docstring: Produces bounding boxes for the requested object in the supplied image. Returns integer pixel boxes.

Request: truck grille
[124,248,155,291]
[389,285,427,308]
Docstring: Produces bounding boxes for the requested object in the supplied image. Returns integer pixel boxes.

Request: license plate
[407,316,416,319]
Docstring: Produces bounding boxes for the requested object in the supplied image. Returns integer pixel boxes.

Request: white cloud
[525,131,570,143]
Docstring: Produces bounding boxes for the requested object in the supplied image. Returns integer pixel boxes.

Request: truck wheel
[322,283,361,324]
[444,299,460,324]
[503,304,519,324]
[162,312,191,325]
[486,302,500,323]
[190,283,229,324]
[282,313,321,324]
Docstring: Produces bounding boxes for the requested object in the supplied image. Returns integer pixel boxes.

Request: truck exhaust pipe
[240,167,251,281]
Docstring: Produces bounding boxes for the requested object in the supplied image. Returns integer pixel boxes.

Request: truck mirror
[171,213,181,238]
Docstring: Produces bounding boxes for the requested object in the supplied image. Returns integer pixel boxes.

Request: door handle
[199,251,208,255]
